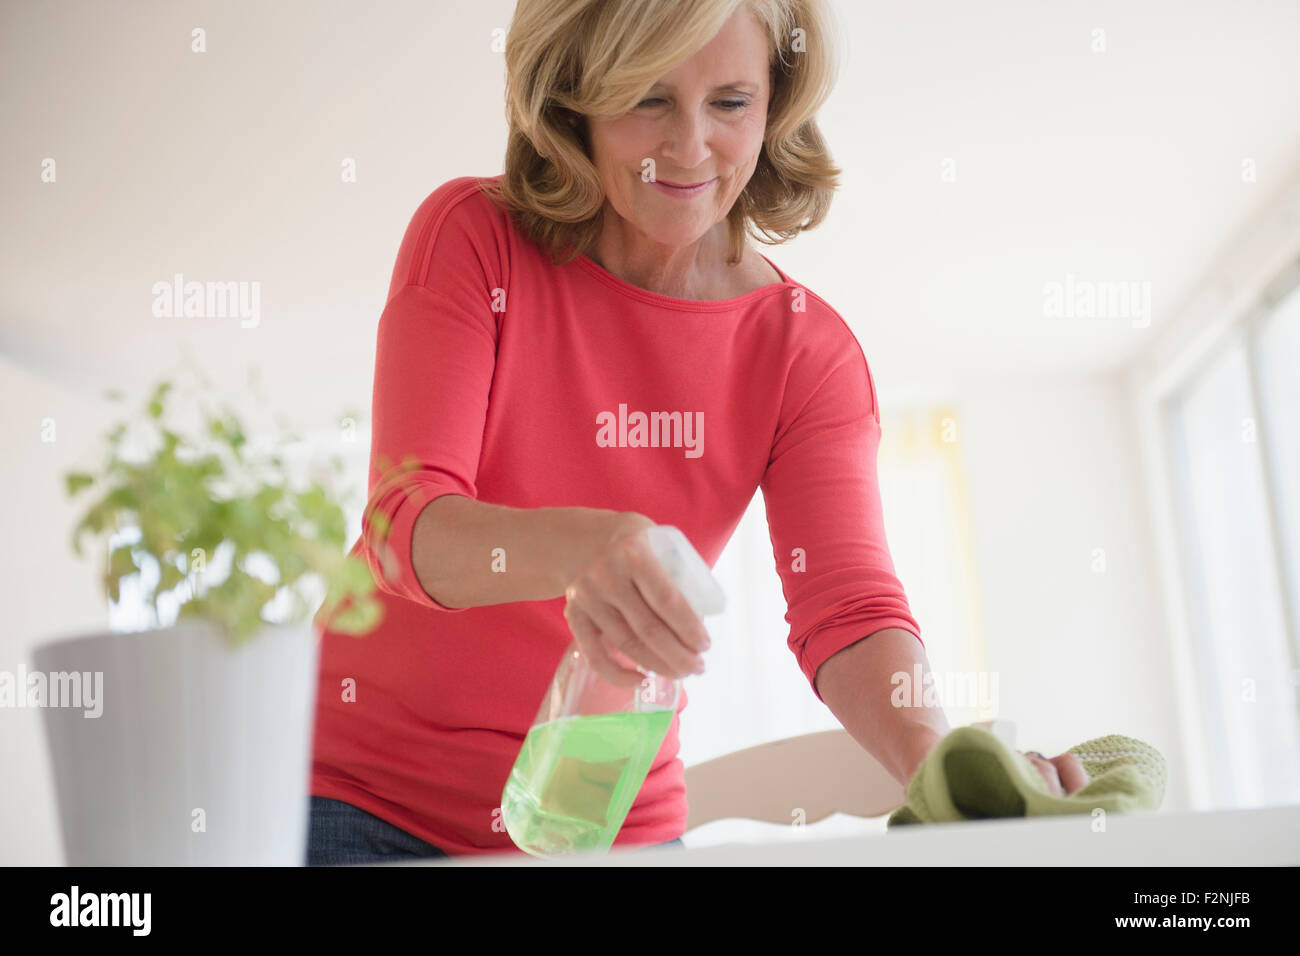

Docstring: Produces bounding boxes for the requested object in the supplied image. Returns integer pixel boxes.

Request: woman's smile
[648,176,716,198]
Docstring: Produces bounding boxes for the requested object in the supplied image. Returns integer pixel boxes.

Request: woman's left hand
[1020,750,1090,796]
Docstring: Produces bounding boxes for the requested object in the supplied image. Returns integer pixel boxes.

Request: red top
[310,175,923,856]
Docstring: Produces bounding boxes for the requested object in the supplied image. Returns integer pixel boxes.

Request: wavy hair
[483,0,842,266]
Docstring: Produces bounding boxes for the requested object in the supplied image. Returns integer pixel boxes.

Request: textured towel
[887,726,1166,827]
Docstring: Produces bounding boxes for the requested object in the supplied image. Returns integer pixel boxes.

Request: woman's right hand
[561,512,710,688]
[1020,750,1090,796]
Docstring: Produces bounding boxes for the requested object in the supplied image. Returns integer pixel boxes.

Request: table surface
[395,803,1300,866]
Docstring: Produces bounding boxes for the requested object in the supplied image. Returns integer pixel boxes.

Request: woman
[307,0,1087,865]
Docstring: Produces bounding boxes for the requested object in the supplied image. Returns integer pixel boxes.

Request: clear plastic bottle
[501,524,725,857]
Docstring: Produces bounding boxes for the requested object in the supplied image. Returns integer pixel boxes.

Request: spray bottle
[501,524,725,856]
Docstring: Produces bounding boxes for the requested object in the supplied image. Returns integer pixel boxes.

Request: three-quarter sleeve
[759,337,923,704]
[358,189,502,611]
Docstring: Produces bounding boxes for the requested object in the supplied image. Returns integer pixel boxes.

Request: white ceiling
[3,0,1299,429]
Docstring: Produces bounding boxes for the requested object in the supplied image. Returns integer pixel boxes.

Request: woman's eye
[635,98,749,111]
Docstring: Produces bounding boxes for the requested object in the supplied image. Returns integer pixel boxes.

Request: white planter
[31,618,319,865]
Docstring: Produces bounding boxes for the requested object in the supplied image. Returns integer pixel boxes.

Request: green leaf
[147,380,173,420]
[327,595,383,635]
[65,472,95,497]
[68,374,385,641]
[340,554,376,591]
[108,542,139,577]
[368,511,392,541]
[157,556,187,594]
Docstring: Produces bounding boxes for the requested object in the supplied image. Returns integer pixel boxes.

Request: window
[1162,264,1300,807]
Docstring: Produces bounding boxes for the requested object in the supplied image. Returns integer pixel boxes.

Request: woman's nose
[660,111,711,171]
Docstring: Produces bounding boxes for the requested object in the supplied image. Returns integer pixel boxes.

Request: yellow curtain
[878,405,992,724]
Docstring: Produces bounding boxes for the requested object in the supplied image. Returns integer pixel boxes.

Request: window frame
[1135,251,1300,809]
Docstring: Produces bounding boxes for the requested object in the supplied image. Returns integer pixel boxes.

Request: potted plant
[34,377,383,865]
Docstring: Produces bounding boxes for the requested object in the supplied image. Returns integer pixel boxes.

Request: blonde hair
[483,0,842,266]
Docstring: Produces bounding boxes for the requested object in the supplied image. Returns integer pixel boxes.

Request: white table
[399,804,1300,866]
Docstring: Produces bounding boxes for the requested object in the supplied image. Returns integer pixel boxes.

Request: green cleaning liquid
[502,709,675,857]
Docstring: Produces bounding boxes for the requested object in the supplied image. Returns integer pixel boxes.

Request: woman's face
[585,7,772,251]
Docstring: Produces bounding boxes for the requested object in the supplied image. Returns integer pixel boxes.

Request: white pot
[31,618,319,865]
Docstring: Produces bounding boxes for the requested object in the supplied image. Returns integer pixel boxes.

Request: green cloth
[886,725,1166,827]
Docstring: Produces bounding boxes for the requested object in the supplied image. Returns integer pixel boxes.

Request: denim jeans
[306,795,685,865]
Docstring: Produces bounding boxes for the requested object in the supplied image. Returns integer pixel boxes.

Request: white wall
[0,352,116,864]
[956,372,1187,811]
